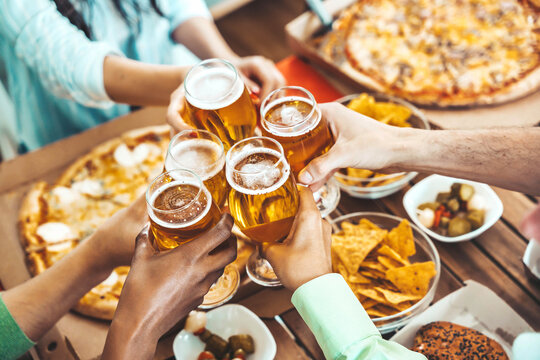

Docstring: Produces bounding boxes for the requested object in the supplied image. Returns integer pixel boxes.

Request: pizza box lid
[390,280,534,359]
[284,0,540,130]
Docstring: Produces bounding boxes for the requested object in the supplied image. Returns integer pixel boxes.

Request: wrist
[387,127,428,171]
[83,230,119,276]
[104,312,160,359]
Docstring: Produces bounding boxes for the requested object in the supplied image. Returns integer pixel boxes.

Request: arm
[1,197,147,345]
[0,0,189,108]
[264,188,425,360]
[102,215,236,360]
[298,103,540,195]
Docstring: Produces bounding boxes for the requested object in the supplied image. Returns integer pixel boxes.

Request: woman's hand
[298,102,407,191]
[263,187,332,291]
[102,214,237,360]
[231,56,286,100]
[88,195,148,271]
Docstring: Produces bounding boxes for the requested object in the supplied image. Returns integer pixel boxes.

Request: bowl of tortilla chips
[330,212,440,334]
[334,93,430,199]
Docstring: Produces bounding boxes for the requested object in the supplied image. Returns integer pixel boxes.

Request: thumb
[133,223,154,259]
[298,146,344,186]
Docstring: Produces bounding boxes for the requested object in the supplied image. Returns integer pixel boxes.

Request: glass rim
[260,86,318,131]
[225,136,287,176]
[184,58,240,106]
[146,168,205,214]
[167,129,225,173]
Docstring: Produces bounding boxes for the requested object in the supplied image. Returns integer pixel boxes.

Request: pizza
[314,0,540,107]
[19,125,171,320]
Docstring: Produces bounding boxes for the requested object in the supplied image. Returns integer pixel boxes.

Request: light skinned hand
[102,214,237,359]
[89,195,148,270]
[263,187,332,291]
[298,102,406,191]
[166,56,285,133]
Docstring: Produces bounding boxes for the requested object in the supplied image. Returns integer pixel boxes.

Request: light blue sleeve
[159,0,212,33]
[0,0,122,108]
[512,332,540,360]
[292,274,426,360]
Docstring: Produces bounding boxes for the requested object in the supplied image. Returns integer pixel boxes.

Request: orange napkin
[277,56,344,103]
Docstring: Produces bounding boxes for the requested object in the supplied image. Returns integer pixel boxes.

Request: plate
[173,304,276,360]
[403,174,503,242]
[390,280,534,359]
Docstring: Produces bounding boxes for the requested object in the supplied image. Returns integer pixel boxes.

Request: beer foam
[262,97,321,137]
[148,180,212,229]
[226,148,290,195]
[165,139,224,181]
[185,68,244,110]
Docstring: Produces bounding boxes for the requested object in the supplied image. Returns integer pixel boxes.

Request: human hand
[232,56,286,100]
[166,84,193,134]
[298,102,408,191]
[263,187,332,291]
[88,195,148,271]
[103,214,236,359]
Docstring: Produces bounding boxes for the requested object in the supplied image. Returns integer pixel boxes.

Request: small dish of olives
[403,175,503,243]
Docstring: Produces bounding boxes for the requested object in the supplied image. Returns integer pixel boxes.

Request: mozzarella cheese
[114,143,162,167]
[47,241,74,253]
[51,186,81,206]
[36,222,76,243]
[101,271,119,287]
[72,179,106,198]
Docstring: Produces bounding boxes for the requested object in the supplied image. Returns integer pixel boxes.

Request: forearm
[102,313,159,360]
[172,17,238,61]
[103,56,190,106]
[2,231,113,341]
[393,127,540,195]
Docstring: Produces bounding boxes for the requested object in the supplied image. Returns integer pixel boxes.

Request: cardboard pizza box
[0,106,295,360]
[284,0,540,130]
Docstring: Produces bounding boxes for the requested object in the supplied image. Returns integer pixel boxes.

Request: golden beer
[147,169,221,251]
[261,87,334,177]
[183,59,257,149]
[165,130,229,208]
[226,138,299,244]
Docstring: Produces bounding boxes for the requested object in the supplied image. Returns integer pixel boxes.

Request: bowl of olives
[403,175,503,243]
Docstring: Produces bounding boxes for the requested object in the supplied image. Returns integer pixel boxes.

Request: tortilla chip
[348,272,371,284]
[375,287,423,304]
[386,261,436,296]
[386,219,416,259]
[377,255,402,269]
[355,288,387,304]
[360,298,378,309]
[332,231,384,274]
[377,245,409,266]
[360,261,387,273]
[347,168,374,179]
[360,269,386,280]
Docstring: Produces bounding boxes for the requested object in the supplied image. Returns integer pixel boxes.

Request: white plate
[403,174,503,242]
[173,304,276,360]
[390,280,534,360]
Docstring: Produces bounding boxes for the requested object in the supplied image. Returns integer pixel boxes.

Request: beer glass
[226,136,300,287]
[165,130,229,209]
[146,169,238,309]
[260,86,340,217]
[146,169,221,250]
[183,58,257,150]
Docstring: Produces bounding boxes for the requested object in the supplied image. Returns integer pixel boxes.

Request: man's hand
[264,187,332,291]
[102,214,237,359]
[298,102,405,191]
[88,195,149,271]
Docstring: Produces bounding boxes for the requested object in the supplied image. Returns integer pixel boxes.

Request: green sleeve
[291,274,426,360]
[0,292,35,360]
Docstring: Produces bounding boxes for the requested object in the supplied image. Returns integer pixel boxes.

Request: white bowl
[173,304,276,360]
[403,175,503,242]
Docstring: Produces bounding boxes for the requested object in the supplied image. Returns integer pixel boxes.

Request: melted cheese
[114,143,162,167]
[36,222,76,243]
[72,179,106,198]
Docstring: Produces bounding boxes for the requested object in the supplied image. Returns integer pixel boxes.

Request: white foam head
[147,180,212,229]
[226,147,290,196]
[165,138,224,181]
[185,67,244,110]
[262,96,321,137]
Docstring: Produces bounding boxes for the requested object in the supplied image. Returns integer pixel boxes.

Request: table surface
[1,1,538,359]
[213,1,540,359]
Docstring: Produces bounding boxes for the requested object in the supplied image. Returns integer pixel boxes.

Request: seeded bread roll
[411,321,509,360]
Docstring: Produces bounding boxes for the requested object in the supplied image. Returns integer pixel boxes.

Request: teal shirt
[0,0,210,153]
[0,293,35,360]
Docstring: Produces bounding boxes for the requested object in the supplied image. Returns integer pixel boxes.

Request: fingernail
[298,170,313,184]
[251,84,260,94]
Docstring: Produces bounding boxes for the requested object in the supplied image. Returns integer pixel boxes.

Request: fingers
[184,213,234,256]
[133,224,154,259]
[239,57,285,101]
[206,235,237,272]
[166,87,192,133]
[298,146,343,187]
